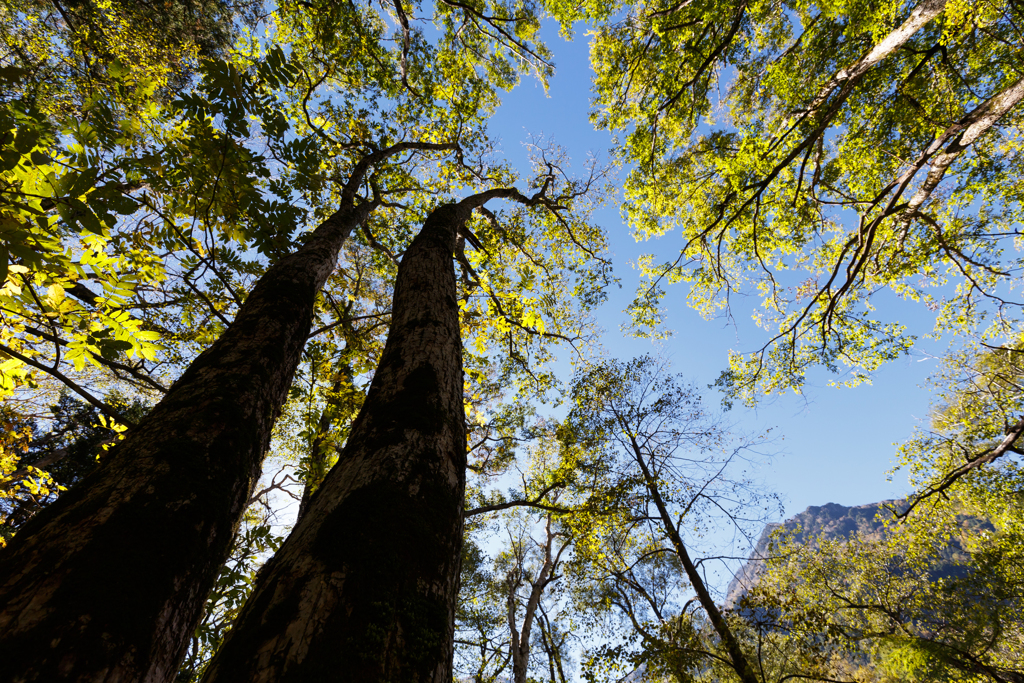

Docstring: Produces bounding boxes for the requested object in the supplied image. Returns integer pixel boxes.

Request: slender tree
[504,513,569,683]
[564,357,777,682]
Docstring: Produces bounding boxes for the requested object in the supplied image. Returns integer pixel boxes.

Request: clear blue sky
[486,22,944,522]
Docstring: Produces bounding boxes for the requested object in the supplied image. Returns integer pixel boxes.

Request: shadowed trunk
[200,200,476,683]
[0,201,370,683]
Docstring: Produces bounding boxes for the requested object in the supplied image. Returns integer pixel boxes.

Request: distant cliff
[724,500,905,608]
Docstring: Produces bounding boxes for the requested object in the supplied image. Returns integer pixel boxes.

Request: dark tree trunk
[200,200,477,683]
[0,202,369,683]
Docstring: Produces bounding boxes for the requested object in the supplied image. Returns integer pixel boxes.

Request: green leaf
[1,149,20,171]
[13,128,41,155]
[106,194,139,215]
[107,59,127,80]
[67,166,99,198]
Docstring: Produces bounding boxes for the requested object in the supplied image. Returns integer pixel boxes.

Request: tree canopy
[571,0,1024,400]
[1,0,1023,681]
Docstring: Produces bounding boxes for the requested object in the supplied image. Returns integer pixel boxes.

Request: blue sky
[486,22,945,521]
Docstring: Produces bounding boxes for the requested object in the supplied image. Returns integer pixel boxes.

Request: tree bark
[0,202,370,683]
[200,200,477,683]
[900,74,1024,223]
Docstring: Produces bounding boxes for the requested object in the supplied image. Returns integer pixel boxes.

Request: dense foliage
[561,0,1024,401]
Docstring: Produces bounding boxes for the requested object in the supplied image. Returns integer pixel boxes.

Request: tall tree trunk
[199,198,491,683]
[0,202,369,683]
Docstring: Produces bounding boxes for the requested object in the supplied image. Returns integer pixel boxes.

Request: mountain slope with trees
[725,500,902,608]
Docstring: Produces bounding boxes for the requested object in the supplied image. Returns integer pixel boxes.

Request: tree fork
[0,139,460,683]
[200,193,518,683]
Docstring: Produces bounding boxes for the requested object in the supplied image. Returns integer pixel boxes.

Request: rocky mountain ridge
[725,499,905,608]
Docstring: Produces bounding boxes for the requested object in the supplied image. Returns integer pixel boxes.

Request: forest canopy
[0,0,1022,681]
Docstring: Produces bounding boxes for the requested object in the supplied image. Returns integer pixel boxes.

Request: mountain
[724,500,904,608]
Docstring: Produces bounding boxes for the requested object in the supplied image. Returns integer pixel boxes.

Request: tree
[528,13,1024,677]
[456,538,516,683]
[1,0,607,675]
[561,356,777,683]
[191,196,474,682]
[455,405,583,683]
[456,507,570,683]
[563,0,1024,399]
[4,0,256,118]
[726,340,1024,683]
[0,393,148,542]
[504,511,570,683]
[739,495,1024,682]
[0,143,412,681]
[197,176,598,681]
[896,338,1024,516]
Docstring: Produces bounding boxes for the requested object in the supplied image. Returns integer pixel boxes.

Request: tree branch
[0,343,136,427]
[465,481,568,517]
[897,415,1024,519]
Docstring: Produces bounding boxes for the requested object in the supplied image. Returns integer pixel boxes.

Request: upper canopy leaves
[570,0,1024,400]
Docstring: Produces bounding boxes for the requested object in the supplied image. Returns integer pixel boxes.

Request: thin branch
[0,343,136,427]
[465,481,568,517]
[896,415,1024,519]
